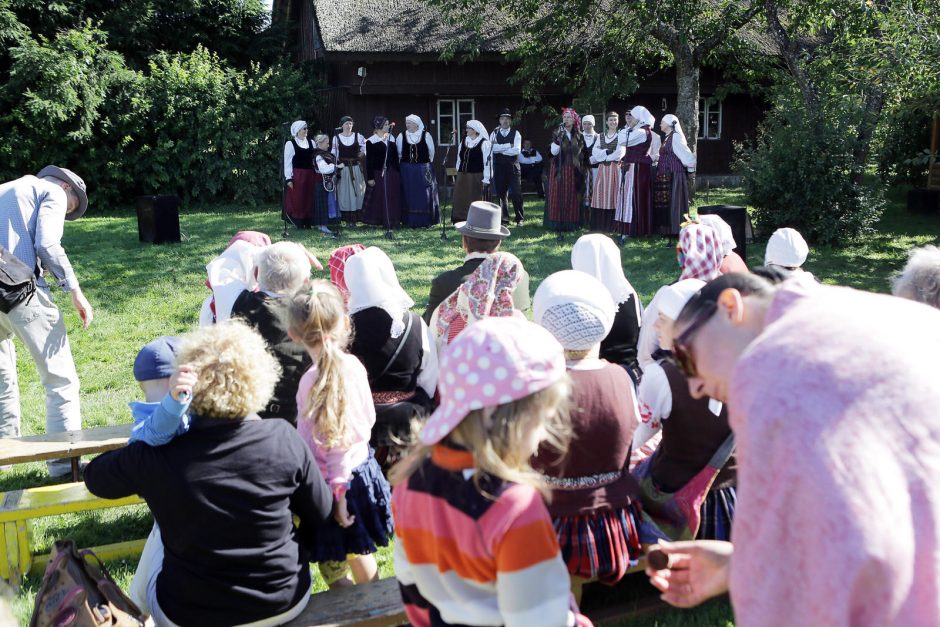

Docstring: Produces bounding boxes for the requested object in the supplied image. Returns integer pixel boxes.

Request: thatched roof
[313,0,512,55]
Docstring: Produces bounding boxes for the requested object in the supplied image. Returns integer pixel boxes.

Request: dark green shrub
[875,89,939,187]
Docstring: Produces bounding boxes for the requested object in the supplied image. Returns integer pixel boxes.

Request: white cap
[581,115,596,127]
[765,228,809,268]
[658,279,706,320]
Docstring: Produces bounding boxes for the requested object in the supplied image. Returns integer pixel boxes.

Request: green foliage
[875,88,940,186]
[734,93,885,245]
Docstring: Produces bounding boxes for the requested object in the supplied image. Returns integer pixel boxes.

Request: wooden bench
[0,424,133,481]
[285,577,406,627]
[0,481,144,586]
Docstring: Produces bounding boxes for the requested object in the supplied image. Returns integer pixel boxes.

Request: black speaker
[136,195,181,244]
[698,205,747,261]
[907,188,940,214]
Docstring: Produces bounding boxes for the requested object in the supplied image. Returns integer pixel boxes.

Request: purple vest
[622,126,652,165]
[658,133,685,174]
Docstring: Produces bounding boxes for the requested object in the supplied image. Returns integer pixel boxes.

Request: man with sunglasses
[0,166,93,476]
[648,272,940,627]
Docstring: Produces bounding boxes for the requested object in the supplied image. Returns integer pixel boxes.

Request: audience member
[571,234,643,379]
[763,227,809,274]
[0,165,91,476]
[648,273,940,626]
[230,241,313,425]
[391,317,593,627]
[285,281,394,589]
[327,243,366,302]
[423,201,530,322]
[891,244,940,309]
[532,270,643,595]
[198,231,272,326]
[699,214,747,274]
[85,321,332,626]
[519,139,545,198]
[677,222,723,281]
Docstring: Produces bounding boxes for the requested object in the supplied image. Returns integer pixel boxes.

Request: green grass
[7,188,939,625]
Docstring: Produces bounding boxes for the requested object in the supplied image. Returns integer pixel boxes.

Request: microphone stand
[439,130,456,241]
[280,121,295,239]
[331,126,342,240]
[382,124,395,240]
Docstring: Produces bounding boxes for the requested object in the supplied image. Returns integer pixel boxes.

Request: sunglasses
[667,300,717,378]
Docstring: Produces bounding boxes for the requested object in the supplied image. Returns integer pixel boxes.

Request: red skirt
[553,503,643,584]
[285,167,315,221]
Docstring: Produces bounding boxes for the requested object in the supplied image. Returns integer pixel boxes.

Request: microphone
[388,122,396,129]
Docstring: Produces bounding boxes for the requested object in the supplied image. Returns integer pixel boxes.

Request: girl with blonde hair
[285,280,393,588]
[391,317,594,627]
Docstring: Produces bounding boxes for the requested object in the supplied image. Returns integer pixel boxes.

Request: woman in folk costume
[452,120,492,224]
[545,107,587,233]
[397,114,440,228]
[698,214,748,274]
[283,120,316,229]
[581,115,599,213]
[332,116,366,226]
[614,106,656,241]
[312,134,342,236]
[361,116,402,229]
[429,251,524,350]
[531,270,644,594]
[631,279,737,542]
[571,234,643,380]
[591,112,625,233]
[654,114,697,236]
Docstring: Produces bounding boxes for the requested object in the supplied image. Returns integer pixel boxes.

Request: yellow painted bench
[0,481,144,586]
[0,424,133,481]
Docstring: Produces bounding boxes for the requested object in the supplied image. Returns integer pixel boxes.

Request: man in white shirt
[519,139,545,199]
[488,109,525,226]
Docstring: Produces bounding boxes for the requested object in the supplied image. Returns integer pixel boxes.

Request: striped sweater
[392,445,592,627]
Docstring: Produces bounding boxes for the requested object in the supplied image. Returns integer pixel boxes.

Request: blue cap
[133,336,180,381]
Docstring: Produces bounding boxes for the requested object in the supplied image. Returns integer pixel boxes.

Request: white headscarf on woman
[570,234,640,313]
[289,120,309,148]
[405,114,425,144]
[345,246,415,338]
[533,270,616,351]
[662,114,691,148]
[630,106,655,128]
[699,214,737,257]
[464,120,488,148]
[661,113,696,168]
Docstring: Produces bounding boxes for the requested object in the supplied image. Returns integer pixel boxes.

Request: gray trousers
[0,288,81,475]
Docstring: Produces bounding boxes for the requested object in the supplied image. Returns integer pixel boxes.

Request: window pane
[458,99,475,117]
[458,112,473,132]
[707,110,721,139]
[698,105,707,139]
[438,100,454,116]
[439,118,455,145]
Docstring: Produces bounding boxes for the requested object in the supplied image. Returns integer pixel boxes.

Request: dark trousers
[493,163,524,223]
[520,163,544,198]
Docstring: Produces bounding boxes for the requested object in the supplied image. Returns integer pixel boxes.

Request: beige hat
[37,165,87,219]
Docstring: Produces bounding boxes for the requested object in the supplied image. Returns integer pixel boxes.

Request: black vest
[365,136,399,176]
[492,128,518,168]
[336,133,363,161]
[290,138,315,171]
[400,131,431,164]
[458,140,485,173]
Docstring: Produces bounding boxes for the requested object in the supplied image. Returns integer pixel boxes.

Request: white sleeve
[284,141,295,180]
[633,362,672,450]
[416,318,439,397]
[315,155,335,174]
[533,150,543,163]
[395,134,403,155]
[331,137,339,159]
[489,132,503,153]
[610,144,626,161]
[455,143,463,171]
[649,132,662,165]
[503,132,521,157]
[518,152,533,165]
[591,141,609,164]
[425,132,435,162]
[673,134,697,169]
[357,133,366,155]
[625,129,647,147]
[550,142,560,156]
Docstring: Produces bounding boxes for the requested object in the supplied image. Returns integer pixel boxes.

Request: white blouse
[668,132,697,170]
[592,132,625,164]
[455,137,492,183]
[331,132,365,158]
[283,138,311,180]
[395,131,436,162]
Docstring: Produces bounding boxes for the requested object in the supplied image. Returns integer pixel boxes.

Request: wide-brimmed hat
[419,316,566,445]
[455,201,510,240]
[37,165,87,220]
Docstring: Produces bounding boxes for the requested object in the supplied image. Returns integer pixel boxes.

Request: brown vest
[649,360,737,492]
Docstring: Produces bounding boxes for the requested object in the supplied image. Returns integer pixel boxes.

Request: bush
[734,97,885,246]
[875,88,939,187]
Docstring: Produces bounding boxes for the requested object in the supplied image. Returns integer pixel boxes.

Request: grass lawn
[6,187,938,624]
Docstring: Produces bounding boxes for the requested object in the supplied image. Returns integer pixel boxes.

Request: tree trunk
[853,84,885,184]
[674,47,700,191]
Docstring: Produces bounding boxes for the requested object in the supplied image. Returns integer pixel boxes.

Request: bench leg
[71,457,80,482]
[2,521,22,588]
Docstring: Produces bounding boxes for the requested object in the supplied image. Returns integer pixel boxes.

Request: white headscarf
[405,114,425,144]
[345,247,415,338]
[765,227,809,268]
[661,113,692,151]
[570,234,640,311]
[534,270,616,351]
[464,120,488,148]
[290,120,307,138]
[630,106,655,128]
[699,214,737,257]
[581,115,596,136]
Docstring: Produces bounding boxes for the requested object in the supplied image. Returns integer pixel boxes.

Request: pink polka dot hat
[419,316,566,445]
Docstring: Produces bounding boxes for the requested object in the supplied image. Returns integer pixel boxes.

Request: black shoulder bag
[0,244,36,313]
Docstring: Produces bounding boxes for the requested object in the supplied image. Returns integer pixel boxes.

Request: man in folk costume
[488,109,525,227]
[519,140,545,198]
[614,106,656,242]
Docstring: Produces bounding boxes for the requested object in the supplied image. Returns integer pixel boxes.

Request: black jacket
[85,417,332,627]
[422,256,531,324]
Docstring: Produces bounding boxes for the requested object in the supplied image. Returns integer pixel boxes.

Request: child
[390,316,594,627]
[284,280,393,588]
[532,270,643,597]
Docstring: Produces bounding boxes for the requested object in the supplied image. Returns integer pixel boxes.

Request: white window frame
[437,98,476,145]
[698,98,723,140]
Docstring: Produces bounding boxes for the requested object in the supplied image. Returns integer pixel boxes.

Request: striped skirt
[592,162,620,210]
[544,161,582,231]
[696,485,736,541]
[553,503,643,584]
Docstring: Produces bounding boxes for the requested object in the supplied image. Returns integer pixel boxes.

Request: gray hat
[455,201,510,240]
[37,165,88,220]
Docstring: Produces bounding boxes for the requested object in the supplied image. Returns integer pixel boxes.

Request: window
[698,98,722,140]
[437,99,476,145]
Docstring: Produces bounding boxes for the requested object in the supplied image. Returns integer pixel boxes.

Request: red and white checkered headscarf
[328,244,366,300]
[561,107,581,131]
[677,223,723,281]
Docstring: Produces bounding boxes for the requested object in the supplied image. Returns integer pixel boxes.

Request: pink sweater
[728,279,940,626]
[296,352,375,490]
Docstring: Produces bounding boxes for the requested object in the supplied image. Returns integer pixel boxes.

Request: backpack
[29,540,146,627]
[0,244,36,313]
